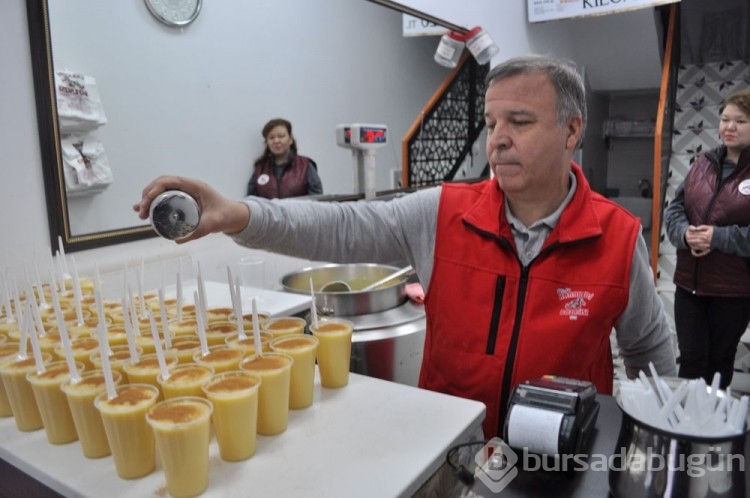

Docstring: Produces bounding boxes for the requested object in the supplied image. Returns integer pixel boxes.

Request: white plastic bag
[60,135,113,196]
[55,70,108,133]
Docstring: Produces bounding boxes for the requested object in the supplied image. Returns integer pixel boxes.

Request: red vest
[674,147,750,296]
[254,155,311,199]
[420,164,639,438]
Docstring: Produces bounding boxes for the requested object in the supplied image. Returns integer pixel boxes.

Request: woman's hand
[685,225,713,257]
[132,176,250,243]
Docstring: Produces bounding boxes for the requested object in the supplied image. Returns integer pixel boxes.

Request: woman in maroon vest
[665,89,750,389]
[246,118,323,199]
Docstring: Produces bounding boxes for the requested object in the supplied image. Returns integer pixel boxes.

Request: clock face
[145,0,202,28]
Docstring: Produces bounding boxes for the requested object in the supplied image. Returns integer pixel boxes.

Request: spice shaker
[149,190,201,240]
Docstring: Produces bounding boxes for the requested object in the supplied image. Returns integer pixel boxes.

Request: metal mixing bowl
[281,263,408,316]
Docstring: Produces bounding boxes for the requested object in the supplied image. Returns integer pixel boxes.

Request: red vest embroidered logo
[557,288,594,320]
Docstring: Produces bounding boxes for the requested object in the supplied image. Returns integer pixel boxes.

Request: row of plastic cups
[12,308,267,343]
[0,313,345,417]
[0,353,58,432]
[0,351,253,468]
[0,317,354,497]
[14,319,277,376]
[2,296,272,333]
[95,384,219,497]
[92,330,339,496]
[6,316,347,423]
[0,314,349,416]
[157,322,345,426]
[113,316,353,458]
[25,291,157,320]
[6,310,281,361]
[144,317,353,497]
[8,378,203,496]
[0,341,270,434]
[1,308,283,358]
[46,314,345,427]
[35,332,267,390]
[0,354,122,456]
[0,354,92,449]
[0,341,30,418]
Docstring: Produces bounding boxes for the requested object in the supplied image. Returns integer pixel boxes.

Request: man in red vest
[135,55,676,439]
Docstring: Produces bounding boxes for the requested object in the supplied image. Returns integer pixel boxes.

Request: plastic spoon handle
[362,266,414,291]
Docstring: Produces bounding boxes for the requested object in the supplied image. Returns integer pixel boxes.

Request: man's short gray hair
[485,55,587,143]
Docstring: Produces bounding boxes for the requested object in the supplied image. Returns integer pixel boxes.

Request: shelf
[603,118,655,138]
[604,119,656,149]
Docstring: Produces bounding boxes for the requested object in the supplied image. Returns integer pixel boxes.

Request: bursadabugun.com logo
[475,437,746,494]
[474,438,519,493]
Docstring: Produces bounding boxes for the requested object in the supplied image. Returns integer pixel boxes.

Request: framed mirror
[27,1,161,254]
[26,0,450,254]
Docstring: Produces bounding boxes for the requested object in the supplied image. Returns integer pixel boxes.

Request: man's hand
[133,176,250,243]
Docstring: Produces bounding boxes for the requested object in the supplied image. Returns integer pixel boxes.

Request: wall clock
[145,0,202,28]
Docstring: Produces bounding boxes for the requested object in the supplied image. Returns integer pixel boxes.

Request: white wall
[48,0,447,236]
[398,0,663,91]
[1,1,52,275]
[1,0,366,290]
[1,0,668,295]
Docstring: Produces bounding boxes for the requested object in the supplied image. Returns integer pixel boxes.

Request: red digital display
[360,128,386,144]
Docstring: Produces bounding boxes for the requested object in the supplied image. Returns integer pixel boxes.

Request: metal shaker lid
[149,190,200,240]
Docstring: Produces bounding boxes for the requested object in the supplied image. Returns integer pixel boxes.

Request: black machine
[503,375,600,458]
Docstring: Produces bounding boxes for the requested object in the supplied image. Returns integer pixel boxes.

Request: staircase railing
[650,3,680,280]
[401,53,489,188]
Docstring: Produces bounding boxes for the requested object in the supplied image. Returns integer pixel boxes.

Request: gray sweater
[233,186,677,379]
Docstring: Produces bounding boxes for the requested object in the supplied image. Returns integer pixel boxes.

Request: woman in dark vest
[246,118,323,198]
[665,89,750,389]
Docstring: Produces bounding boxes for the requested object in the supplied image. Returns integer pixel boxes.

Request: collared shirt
[505,172,577,266]
[721,157,736,180]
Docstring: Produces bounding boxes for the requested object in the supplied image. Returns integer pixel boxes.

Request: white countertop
[166,280,312,317]
[0,371,485,497]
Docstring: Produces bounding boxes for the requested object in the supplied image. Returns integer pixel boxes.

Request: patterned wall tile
[671,129,721,154]
[677,59,749,85]
[676,79,747,106]
[673,104,721,130]
[706,80,747,99]
[668,150,701,174]
[663,187,678,207]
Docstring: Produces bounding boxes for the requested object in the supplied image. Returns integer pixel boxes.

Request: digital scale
[335,123,388,199]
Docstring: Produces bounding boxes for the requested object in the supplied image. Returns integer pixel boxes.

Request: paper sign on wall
[402,14,449,37]
[528,0,680,24]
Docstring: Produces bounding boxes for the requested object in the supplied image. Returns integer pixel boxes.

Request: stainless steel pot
[609,386,749,498]
[281,263,408,316]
